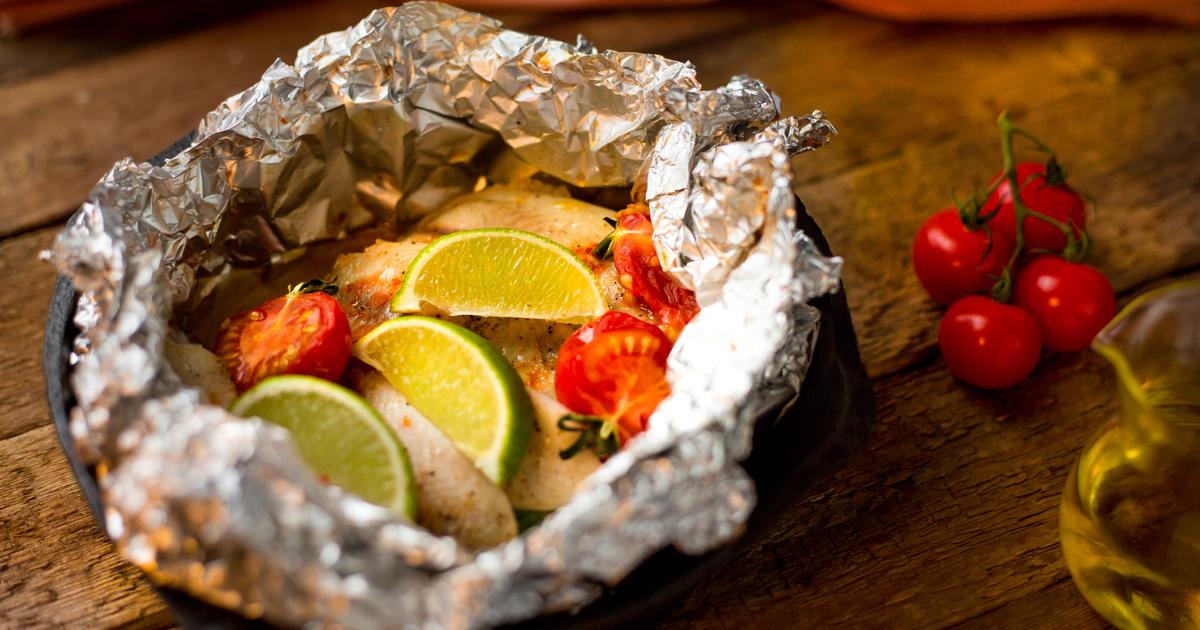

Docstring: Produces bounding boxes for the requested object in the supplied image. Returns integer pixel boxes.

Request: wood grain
[0,226,59,441]
[658,270,1200,629]
[0,1,778,239]
[659,350,1119,629]
[673,9,1200,377]
[1,1,1198,629]
[0,1,301,85]
[0,424,172,629]
[0,0,433,238]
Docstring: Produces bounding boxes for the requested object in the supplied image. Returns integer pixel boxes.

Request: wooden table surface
[2,1,1198,627]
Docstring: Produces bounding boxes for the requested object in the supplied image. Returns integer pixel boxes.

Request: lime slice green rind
[231,375,417,519]
[390,228,607,323]
[353,316,533,484]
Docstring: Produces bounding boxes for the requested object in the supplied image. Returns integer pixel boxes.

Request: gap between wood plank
[0,0,557,88]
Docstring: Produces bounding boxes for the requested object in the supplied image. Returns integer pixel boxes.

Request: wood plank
[2,0,141,41]
[530,2,786,55]
[0,225,59,441]
[0,1,781,238]
[803,60,1200,377]
[0,424,172,629]
[5,7,1200,630]
[670,10,1200,377]
[0,0,389,237]
[949,576,1108,629]
[6,4,1198,374]
[0,1,553,239]
[678,9,1200,185]
[656,271,1199,629]
[0,0,557,87]
[659,349,1115,628]
[0,1,308,85]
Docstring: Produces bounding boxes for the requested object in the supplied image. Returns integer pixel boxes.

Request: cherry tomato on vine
[216,281,352,392]
[939,295,1043,389]
[912,208,1015,305]
[597,206,699,337]
[1013,255,1115,353]
[986,162,1087,252]
[555,311,672,444]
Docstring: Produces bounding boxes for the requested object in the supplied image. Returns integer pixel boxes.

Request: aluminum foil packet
[49,3,841,628]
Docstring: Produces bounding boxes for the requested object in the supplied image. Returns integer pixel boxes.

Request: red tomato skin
[555,311,672,441]
[1013,255,1116,352]
[912,209,1015,305]
[217,292,352,392]
[988,162,1087,252]
[938,296,1043,389]
[610,207,699,336]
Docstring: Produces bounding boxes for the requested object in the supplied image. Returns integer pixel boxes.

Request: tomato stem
[557,413,620,459]
[592,230,617,260]
[1009,126,1058,156]
[288,278,339,297]
[986,111,1086,302]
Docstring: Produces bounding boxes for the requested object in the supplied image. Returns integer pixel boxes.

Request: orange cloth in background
[825,0,1200,25]
[457,0,1200,25]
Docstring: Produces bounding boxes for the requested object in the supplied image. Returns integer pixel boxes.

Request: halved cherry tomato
[986,162,1087,252]
[216,281,352,392]
[939,295,1043,389]
[1014,255,1115,352]
[912,208,1016,305]
[599,205,699,337]
[555,311,672,443]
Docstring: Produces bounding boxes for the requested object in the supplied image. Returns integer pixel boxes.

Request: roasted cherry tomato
[1013,255,1115,352]
[216,281,352,392]
[986,162,1087,252]
[912,208,1015,305]
[939,295,1042,389]
[598,206,699,337]
[555,311,672,443]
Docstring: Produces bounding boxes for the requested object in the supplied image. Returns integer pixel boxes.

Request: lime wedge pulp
[231,375,417,519]
[352,316,533,484]
[390,228,607,323]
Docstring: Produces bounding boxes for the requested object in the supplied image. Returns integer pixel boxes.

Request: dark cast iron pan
[43,132,875,629]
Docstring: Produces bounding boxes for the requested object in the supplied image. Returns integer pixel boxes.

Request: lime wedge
[231,375,416,519]
[390,228,607,323]
[353,316,533,484]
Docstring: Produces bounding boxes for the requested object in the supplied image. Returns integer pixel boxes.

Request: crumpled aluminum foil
[49,3,841,628]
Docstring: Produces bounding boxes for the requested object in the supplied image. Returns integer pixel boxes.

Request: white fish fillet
[164,339,236,407]
[419,186,616,250]
[505,391,601,511]
[333,234,434,339]
[332,188,631,543]
[331,188,628,390]
[355,371,518,549]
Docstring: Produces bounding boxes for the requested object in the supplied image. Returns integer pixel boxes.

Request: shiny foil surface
[49,3,840,627]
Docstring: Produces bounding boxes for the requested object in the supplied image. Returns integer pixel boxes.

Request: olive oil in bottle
[1060,282,1200,629]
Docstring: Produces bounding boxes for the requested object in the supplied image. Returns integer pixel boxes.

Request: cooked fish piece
[163,339,236,407]
[332,188,632,388]
[332,235,434,339]
[418,187,628,311]
[419,186,616,251]
[442,316,575,393]
[505,390,601,511]
[355,371,518,549]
